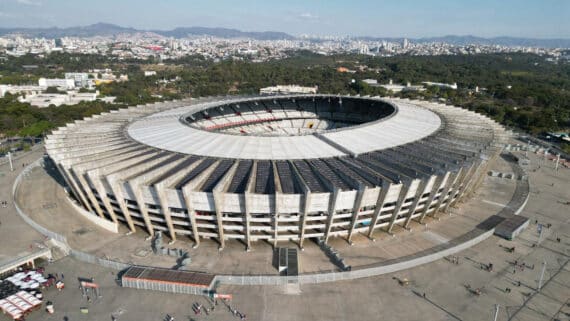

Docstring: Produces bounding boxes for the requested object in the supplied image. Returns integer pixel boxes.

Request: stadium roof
[127,95,441,160]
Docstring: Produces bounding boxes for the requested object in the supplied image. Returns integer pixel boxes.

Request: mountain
[0,23,138,38]
[0,23,567,47]
[0,23,294,40]
[356,35,570,48]
[415,35,570,48]
[158,27,293,40]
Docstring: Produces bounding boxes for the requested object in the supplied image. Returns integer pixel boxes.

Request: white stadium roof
[126,96,441,160]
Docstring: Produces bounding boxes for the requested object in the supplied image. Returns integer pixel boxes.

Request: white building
[260,85,318,95]
[380,80,425,93]
[18,90,114,108]
[0,85,44,97]
[65,73,92,88]
[38,78,75,90]
[422,81,458,90]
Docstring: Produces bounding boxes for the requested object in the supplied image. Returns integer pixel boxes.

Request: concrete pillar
[347,187,366,243]
[76,170,106,219]
[367,182,390,239]
[212,191,226,249]
[88,171,119,223]
[454,162,480,203]
[298,191,312,249]
[418,174,446,224]
[155,184,177,242]
[243,192,252,250]
[443,165,471,213]
[57,164,84,208]
[64,166,94,212]
[403,178,430,229]
[131,183,156,237]
[108,179,137,233]
[180,187,200,247]
[387,183,412,233]
[323,188,340,244]
[432,170,460,217]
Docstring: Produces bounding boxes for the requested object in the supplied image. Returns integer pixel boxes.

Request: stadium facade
[45,95,509,249]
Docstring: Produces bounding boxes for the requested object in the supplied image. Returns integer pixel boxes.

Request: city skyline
[0,0,568,39]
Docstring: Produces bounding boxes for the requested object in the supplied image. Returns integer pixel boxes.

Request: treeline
[0,94,127,137]
[0,51,569,137]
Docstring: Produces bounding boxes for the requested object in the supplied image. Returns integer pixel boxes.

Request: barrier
[65,196,119,233]
[12,159,128,270]
[215,229,494,285]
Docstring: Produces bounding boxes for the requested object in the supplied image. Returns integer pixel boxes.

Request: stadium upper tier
[45,95,510,248]
[127,96,441,159]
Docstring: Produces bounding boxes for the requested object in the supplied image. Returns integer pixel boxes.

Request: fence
[215,229,495,285]
[12,159,129,271]
[12,159,70,249]
[121,278,209,295]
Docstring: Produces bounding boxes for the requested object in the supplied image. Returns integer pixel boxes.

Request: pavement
[0,145,46,267]
[15,150,518,275]
[0,144,568,321]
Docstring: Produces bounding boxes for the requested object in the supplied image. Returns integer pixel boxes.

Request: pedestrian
[517,281,521,287]
[61,273,64,280]
[423,293,426,298]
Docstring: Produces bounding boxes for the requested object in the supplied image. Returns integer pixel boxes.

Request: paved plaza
[0,145,569,321]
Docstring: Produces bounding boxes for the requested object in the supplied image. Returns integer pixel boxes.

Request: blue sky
[0,0,568,38]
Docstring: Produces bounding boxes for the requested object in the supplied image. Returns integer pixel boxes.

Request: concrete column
[155,184,177,242]
[443,165,471,213]
[433,170,460,217]
[57,164,84,208]
[64,166,94,212]
[272,162,282,248]
[367,182,390,239]
[212,191,226,249]
[180,187,200,247]
[347,187,366,243]
[76,170,106,219]
[88,171,118,223]
[298,191,312,249]
[403,178,430,229]
[243,161,258,251]
[323,188,340,244]
[131,183,156,237]
[455,162,481,203]
[387,183,412,233]
[418,174,446,224]
[211,161,240,250]
[243,192,252,250]
[108,179,136,233]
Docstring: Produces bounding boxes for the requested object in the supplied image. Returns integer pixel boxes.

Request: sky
[0,0,568,38]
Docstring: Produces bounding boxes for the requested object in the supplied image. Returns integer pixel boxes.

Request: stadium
[44,95,510,250]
